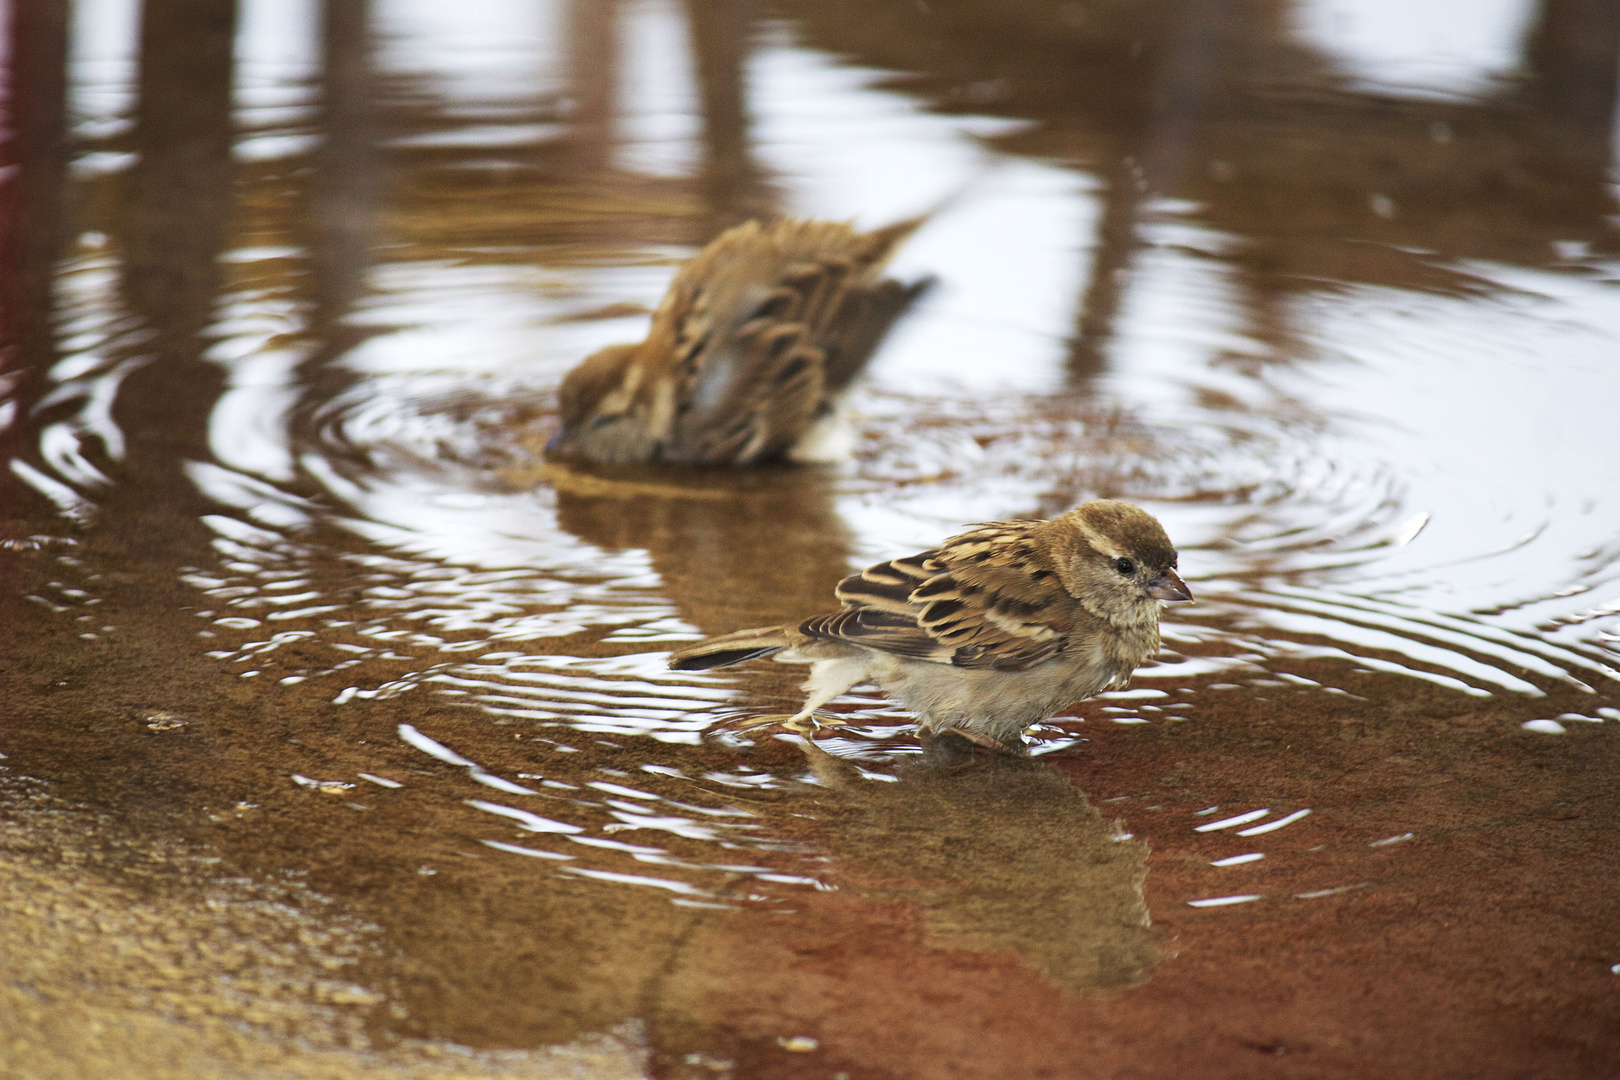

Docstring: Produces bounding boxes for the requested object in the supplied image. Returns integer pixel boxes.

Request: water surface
[3,1,1619,1076]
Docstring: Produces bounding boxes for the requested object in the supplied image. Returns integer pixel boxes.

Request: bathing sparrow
[669,500,1192,750]
[549,217,931,464]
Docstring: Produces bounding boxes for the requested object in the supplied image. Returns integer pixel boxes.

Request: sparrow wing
[653,219,927,463]
[818,276,935,394]
[681,322,827,464]
[800,521,1086,672]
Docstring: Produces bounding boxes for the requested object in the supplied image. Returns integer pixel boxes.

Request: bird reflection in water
[548,463,854,634]
[792,735,1165,994]
[542,459,855,715]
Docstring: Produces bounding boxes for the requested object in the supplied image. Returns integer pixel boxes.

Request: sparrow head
[549,343,643,459]
[1048,500,1192,622]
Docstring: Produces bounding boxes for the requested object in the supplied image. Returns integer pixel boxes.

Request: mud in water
[3,1,1619,1077]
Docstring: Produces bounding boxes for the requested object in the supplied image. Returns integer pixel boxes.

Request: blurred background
[2,1,1619,1078]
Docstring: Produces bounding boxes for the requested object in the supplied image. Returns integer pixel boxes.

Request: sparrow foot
[784,711,849,734]
[733,712,848,735]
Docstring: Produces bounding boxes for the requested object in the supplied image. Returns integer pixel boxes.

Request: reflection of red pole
[683,0,772,231]
[308,0,376,334]
[114,0,236,467]
[684,0,750,183]
[1525,0,1620,136]
[566,0,620,175]
[1,0,70,396]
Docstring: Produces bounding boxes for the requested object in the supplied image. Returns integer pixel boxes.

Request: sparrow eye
[587,413,619,430]
[1114,557,1135,576]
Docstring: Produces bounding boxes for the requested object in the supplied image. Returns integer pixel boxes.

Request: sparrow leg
[783,657,869,732]
[733,657,868,734]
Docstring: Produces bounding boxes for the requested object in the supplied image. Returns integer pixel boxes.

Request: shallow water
[3,0,1619,1077]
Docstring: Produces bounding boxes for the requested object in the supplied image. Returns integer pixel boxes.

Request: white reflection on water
[619,0,702,176]
[68,0,139,139]
[1282,268,1620,615]
[1194,808,1272,832]
[1292,0,1537,100]
[466,799,583,834]
[426,654,735,742]
[1187,894,1265,908]
[175,503,735,741]
[752,27,1084,395]
[1238,809,1312,836]
[400,726,827,904]
[340,260,668,380]
[235,0,319,160]
[376,0,564,103]
[400,723,540,793]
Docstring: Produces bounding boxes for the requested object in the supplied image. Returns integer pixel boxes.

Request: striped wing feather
[800,521,1083,671]
[656,219,927,463]
[818,277,935,394]
[681,318,828,463]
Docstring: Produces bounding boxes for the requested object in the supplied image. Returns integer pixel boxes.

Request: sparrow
[668,499,1193,751]
[548,217,933,465]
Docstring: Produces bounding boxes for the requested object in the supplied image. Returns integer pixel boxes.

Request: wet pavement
[3,0,1620,1077]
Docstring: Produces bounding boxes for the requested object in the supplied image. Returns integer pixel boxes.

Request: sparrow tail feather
[668,626,791,670]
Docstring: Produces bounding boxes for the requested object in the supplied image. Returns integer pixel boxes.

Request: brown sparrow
[548,217,932,464]
[669,500,1193,751]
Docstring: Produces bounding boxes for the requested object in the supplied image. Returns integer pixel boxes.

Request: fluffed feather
[551,217,933,465]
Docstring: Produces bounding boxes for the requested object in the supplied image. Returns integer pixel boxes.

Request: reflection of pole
[683,0,771,230]
[1525,0,1620,134]
[310,0,375,337]
[114,0,238,469]
[1139,0,1228,197]
[291,0,378,452]
[1,0,71,406]
[125,0,237,340]
[1068,152,1142,382]
[1501,0,1620,236]
[1068,0,1228,383]
[566,0,620,174]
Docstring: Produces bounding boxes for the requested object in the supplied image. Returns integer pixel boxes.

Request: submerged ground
[3,0,1619,1077]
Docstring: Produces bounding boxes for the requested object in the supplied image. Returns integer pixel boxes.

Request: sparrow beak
[1146,569,1193,603]
[545,426,573,455]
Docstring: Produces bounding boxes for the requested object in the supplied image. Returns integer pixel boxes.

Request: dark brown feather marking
[800,518,1076,672]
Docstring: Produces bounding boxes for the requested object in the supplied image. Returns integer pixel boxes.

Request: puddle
[3,0,1619,1076]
